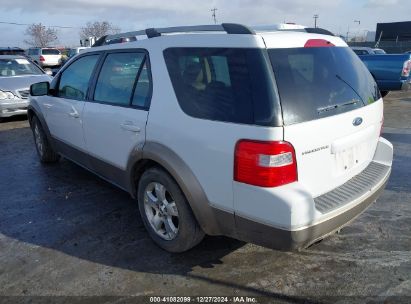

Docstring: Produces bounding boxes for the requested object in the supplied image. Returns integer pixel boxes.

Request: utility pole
[353,20,360,42]
[313,14,319,28]
[211,8,218,24]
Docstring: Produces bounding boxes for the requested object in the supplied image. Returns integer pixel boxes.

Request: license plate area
[335,144,365,173]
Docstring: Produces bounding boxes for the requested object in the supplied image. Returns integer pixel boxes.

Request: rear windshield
[0,58,43,77]
[164,48,280,126]
[268,47,381,125]
[42,49,60,55]
[373,49,386,54]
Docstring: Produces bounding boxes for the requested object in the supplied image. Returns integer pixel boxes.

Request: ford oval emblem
[353,117,363,126]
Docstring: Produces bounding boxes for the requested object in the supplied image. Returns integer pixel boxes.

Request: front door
[46,54,100,163]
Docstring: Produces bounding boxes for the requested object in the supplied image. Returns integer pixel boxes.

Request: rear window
[373,49,386,54]
[28,49,39,55]
[268,47,381,125]
[163,48,281,126]
[42,49,60,55]
[353,49,368,55]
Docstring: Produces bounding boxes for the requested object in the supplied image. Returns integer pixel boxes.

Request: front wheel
[137,167,204,252]
[31,116,60,163]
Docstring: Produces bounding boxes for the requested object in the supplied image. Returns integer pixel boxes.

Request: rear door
[82,50,151,181]
[268,45,383,197]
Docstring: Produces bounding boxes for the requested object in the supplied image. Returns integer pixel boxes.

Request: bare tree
[80,21,120,40]
[24,23,58,47]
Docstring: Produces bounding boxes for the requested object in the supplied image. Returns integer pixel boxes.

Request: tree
[80,21,120,40]
[24,23,58,47]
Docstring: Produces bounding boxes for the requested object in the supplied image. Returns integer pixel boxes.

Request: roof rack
[252,24,335,36]
[92,23,255,47]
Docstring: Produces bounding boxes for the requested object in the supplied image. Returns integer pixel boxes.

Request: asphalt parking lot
[0,92,410,303]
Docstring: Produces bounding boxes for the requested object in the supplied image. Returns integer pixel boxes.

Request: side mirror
[30,81,50,96]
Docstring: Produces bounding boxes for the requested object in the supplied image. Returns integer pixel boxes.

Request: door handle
[43,103,53,109]
[120,122,141,133]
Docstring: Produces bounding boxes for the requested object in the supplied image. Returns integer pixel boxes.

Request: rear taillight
[39,55,45,62]
[234,140,298,188]
[401,60,411,77]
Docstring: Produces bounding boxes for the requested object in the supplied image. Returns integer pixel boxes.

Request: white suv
[28,24,393,253]
[27,48,62,67]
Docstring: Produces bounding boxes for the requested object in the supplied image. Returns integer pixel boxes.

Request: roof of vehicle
[351,46,373,50]
[0,55,28,60]
[0,47,24,51]
[29,47,60,49]
[87,23,346,52]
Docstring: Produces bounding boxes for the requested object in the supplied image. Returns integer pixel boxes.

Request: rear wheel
[137,167,204,252]
[31,116,60,163]
[380,91,389,98]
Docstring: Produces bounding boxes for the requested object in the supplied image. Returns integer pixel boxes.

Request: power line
[0,21,80,29]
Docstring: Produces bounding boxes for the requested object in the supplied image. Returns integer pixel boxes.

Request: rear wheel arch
[128,142,225,236]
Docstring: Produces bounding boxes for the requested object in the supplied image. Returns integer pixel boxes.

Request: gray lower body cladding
[232,176,388,250]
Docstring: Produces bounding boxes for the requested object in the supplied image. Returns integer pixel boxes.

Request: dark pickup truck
[355,52,411,97]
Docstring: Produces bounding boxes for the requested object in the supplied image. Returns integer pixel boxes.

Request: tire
[31,116,60,163]
[380,91,389,98]
[137,167,205,252]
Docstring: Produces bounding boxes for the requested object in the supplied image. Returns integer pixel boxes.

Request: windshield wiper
[335,74,365,104]
[316,74,365,114]
[317,99,359,114]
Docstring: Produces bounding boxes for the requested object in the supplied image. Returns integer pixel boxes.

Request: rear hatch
[41,49,61,65]
[268,42,383,197]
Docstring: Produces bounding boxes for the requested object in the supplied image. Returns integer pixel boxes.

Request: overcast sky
[1,0,410,47]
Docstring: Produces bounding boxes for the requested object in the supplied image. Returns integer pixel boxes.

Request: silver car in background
[0,55,52,120]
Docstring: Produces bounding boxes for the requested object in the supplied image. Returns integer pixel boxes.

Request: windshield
[268,47,381,125]
[0,58,44,77]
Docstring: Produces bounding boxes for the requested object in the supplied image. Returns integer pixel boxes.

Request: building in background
[376,21,411,42]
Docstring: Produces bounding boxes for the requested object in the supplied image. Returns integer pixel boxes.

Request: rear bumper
[236,174,389,250]
[0,100,29,117]
[40,62,61,67]
[234,137,393,250]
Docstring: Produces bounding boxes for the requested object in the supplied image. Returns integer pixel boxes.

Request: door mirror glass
[30,81,50,96]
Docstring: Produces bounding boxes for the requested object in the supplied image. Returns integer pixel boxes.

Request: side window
[94,52,149,107]
[164,48,257,124]
[58,55,99,100]
[132,61,151,107]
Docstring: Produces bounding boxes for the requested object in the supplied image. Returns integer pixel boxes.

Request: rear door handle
[120,122,141,133]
